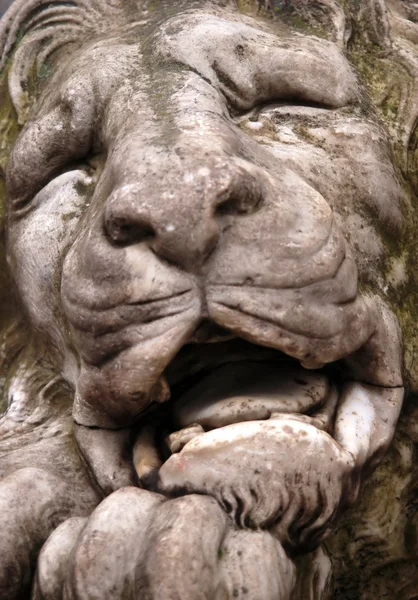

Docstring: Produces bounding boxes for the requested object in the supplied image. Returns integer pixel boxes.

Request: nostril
[216,189,263,217]
[105,216,155,247]
[215,167,265,218]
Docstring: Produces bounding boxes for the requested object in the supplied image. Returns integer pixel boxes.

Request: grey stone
[0,0,417,598]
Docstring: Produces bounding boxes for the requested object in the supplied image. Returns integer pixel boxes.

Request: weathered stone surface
[0,0,417,598]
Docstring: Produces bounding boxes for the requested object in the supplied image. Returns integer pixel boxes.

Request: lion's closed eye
[6,84,101,214]
[7,151,99,217]
[158,14,360,113]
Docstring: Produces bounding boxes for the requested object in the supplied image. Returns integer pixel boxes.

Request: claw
[166,423,205,454]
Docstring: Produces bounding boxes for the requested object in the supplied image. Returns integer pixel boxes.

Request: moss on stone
[329,431,418,598]
[236,0,257,14]
[0,69,19,171]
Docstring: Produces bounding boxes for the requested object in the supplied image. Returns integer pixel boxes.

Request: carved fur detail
[0,0,128,123]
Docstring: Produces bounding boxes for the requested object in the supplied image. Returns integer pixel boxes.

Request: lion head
[0,1,418,599]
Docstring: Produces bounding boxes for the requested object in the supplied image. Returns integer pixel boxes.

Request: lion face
[4,6,404,431]
[1,2,415,597]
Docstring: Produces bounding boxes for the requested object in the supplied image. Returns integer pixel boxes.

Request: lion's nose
[103,160,264,270]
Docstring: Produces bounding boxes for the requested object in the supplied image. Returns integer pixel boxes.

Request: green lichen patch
[38,61,53,81]
[349,47,410,144]
[236,0,258,14]
[329,432,418,599]
[0,71,19,171]
[238,1,333,39]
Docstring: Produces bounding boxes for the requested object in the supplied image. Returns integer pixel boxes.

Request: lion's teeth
[150,376,171,404]
[333,382,403,472]
[300,359,325,370]
[133,425,162,483]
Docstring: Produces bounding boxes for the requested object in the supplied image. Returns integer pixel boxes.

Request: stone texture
[0,1,417,598]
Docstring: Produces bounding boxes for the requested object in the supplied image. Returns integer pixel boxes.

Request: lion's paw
[159,417,355,552]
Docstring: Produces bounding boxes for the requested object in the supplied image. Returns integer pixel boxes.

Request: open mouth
[69,281,404,497]
[124,311,403,546]
[133,316,393,486]
[69,292,403,530]
[165,329,340,431]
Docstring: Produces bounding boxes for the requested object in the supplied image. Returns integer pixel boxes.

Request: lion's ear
[0,0,126,125]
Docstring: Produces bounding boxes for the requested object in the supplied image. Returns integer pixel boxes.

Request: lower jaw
[133,355,323,477]
[128,331,402,488]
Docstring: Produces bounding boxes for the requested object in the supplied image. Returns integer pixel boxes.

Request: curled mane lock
[0,0,128,125]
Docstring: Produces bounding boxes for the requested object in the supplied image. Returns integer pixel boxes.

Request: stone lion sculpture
[1,0,418,598]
